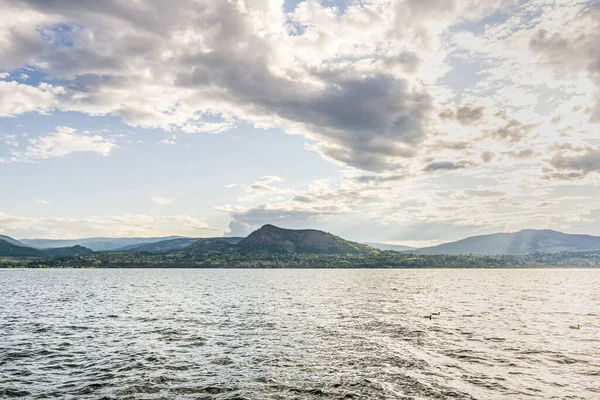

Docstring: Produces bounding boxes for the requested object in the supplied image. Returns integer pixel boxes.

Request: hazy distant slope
[20,236,188,251]
[411,229,600,255]
[123,237,242,253]
[121,238,201,253]
[43,245,94,258]
[238,224,376,254]
[365,242,415,252]
[0,239,44,257]
[0,234,25,247]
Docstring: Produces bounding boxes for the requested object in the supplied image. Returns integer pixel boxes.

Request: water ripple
[1,268,599,399]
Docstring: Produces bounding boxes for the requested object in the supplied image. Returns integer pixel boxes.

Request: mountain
[20,236,188,251]
[238,224,376,254]
[42,245,94,258]
[0,238,93,258]
[120,237,244,254]
[120,238,201,253]
[411,229,600,255]
[0,239,44,257]
[181,237,244,256]
[365,242,416,252]
[0,234,25,247]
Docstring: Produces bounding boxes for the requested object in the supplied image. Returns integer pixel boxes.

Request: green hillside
[0,239,44,257]
[180,237,243,256]
[238,224,377,254]
[43,245,94,258]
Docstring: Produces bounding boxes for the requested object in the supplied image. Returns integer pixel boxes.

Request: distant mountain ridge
[0,238,91,258]
[411,229,600,255]
[238,224,376,254]
[0,234,25,247]
[123,237,242,253]
[8,227,600,259]
[20,236,188,251]
[365,242,416,252]
[116,238,198,252]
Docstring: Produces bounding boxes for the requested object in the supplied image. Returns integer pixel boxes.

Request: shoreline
[2,265,600,270]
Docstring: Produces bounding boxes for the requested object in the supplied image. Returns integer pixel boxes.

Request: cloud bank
[2,0,600,241]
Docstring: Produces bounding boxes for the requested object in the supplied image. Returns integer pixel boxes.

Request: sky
[1,0,600,246]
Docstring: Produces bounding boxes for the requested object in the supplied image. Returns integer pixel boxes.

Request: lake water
[1,268,598,399]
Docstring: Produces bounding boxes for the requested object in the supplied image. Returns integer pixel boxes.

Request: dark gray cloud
[438,109,454,119]
[439,104,484,125]
[548,143,587,152]
[503,149,536,159]
[3,0,436,172]
[547,148,600,177]
[541,169,585,181]
[481,151,495,163]
[488,119,537,143]
[423,161,466,172]
[456,105,484,125]
[0,25,46,70]
[431,140,470,151]
[381,51,421,74]
[250,184,275,191]
[352,174,409,185]
[292,195,314,203]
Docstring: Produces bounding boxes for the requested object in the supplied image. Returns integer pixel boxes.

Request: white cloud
[237,175,291,202]
[14,126,117,161]
[36,199,50,205]
[1,134,19,147]
[151,196,173,205]
[159,135,177,145]
[250,175,284,191]
[0,81,63,117]
[215,161,600,242]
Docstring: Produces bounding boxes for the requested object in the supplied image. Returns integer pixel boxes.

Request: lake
[1,268,598,399]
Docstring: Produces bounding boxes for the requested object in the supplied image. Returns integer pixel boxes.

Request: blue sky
[1,0,600,245]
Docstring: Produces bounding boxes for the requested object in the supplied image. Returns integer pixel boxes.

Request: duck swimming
[569,325,580,330]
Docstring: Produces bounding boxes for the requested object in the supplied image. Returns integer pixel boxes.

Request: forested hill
[42,245,94,258]
[238,224,376,254]
[0,239,92,258]
[0,239,44,257]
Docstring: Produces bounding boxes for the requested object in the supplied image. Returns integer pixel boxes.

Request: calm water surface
[1,269,598,399]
